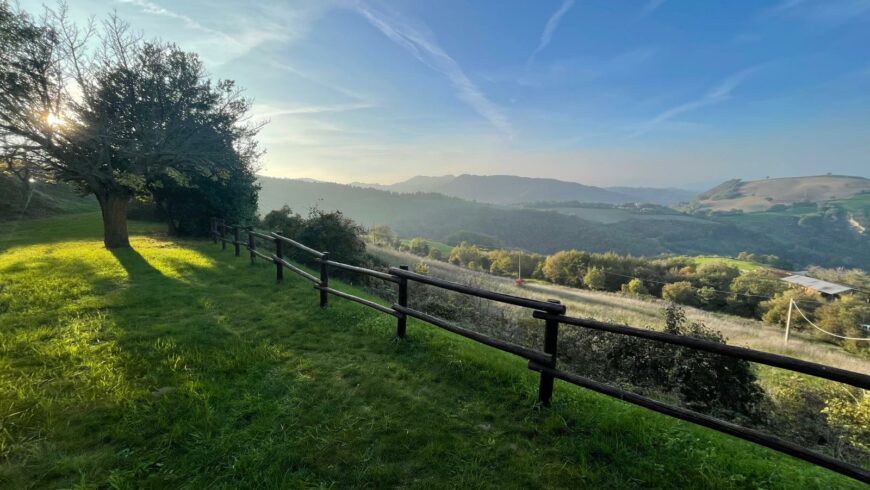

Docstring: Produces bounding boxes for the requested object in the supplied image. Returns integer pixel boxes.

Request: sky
[21,0,870,188]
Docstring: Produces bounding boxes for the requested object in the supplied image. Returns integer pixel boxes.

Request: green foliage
[815,295,870,351]
[621,278,649,295]
[583,267,606,290]
[662,281,697,306]
[427,248,443,261]
[604,305,763,418]
[407,238,430,256]
[448,242,489,270]
[368,224,398,247]
[542,250,589,287]
[728,270,788,317]
[760,290,822,328]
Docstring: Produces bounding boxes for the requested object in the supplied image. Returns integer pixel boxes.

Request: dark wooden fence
[210,218,870,484]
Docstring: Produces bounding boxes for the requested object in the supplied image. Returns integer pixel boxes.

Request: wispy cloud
[760,0,870,23]
[354,2,512,134]
[527,0,575,66]
[629,68,755,137]
[251,102,373,119]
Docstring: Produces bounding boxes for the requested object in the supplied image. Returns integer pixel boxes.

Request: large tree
[0,3,262,247]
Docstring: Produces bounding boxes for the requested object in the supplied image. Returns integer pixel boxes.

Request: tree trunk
[97,192,130,248]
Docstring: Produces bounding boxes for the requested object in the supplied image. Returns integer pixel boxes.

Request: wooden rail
[210,218,870,484]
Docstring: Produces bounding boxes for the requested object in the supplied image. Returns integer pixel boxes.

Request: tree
[662,281,697,306]
[407,238,430,256]
[542,250,589,287]
[427,248,443,261]
[583,267,606,290]
[0,5,262,247]
[815,295,870,351]
[448,242,488,270]
[621,278,649,296]
[728,270,787,317]
[760,289,822,329]
[369,224,398,247]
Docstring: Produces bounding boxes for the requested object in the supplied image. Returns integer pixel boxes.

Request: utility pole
[784,298,794,346]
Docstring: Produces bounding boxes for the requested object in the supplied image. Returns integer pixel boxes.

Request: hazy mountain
[352,174,647,205]
[695,175,870,212]
[606,187,696,205]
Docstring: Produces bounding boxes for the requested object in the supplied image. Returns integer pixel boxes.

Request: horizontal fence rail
[389,267,567,314]
[210,218,869,484]
[533,312,870,390]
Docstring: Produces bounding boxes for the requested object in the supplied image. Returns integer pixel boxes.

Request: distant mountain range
[350,174,695,206]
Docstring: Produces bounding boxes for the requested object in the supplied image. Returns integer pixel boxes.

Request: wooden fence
[211,218,870,484]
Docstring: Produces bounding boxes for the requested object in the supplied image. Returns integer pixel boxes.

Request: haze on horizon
[34,0,870,187]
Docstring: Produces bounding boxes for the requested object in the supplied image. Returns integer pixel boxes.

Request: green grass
[0,213,863,488]
[693,256,764,271]
[400,237,454,255]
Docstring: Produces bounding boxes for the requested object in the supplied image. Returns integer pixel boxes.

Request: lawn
[0,213,863,488]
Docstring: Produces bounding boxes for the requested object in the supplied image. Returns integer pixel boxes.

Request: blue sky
[24,0,870,188]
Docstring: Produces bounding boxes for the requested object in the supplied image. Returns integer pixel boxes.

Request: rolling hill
[694,175,870,213]
[258,176,870,269]
[351,174,693,205]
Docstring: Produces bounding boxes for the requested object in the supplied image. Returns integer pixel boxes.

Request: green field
[0,213,863,488]
[400,237,454,255]
[537,206,708,224]
[692,256,764,271]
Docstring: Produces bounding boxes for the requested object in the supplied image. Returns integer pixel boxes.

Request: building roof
[781,275,855,295]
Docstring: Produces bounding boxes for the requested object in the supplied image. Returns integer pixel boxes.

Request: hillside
[0,213,862,488]
[258,177,870,269]
[695,175,870,212]
[350,174,691,205]
[0,175,97,221]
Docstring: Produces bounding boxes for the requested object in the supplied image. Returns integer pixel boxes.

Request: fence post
[320,252,329,308]
[275,238,284,281]
[537,299,561,407]
[248,228,255,265]
[210,217,217,244]
[396,265,409,338]
[220,221,227,251]
[233,226,241,256]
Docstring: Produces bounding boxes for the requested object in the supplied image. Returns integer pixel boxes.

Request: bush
[662,281,697,306]
[621,278,649,295]
[604,304,763,418]
[583,267,606,290]
[427,248,443,261]
[407,238,430,256]
[542,250,588,287]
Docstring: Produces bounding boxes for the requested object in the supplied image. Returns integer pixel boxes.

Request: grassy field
[692,256,764,271]
[0,213,865,488]
[400,237,454,255]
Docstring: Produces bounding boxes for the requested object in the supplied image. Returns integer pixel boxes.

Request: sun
[46,113,63,127]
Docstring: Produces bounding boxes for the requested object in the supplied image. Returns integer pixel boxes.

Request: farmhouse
[781,274,855,298]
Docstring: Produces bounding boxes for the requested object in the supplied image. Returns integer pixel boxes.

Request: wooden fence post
[248,229,256,265]
[396,265,409,337]
[320,252,329,308]
[537,299,561,407]
[210,217,218,244]
[220,221,227,251]
[275,238,284,281]
[233,226,241,256]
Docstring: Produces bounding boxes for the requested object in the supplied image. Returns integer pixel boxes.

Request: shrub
[583,267,606,290]
[427,248,443,261]
[662,281,697,306]
[542,250,588,287]
[621,278,649,296]
[407,238,430,256]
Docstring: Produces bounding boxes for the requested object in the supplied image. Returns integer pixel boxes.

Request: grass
[693,256,764,272]
[0,213,865,488]
[400,237,454,255]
